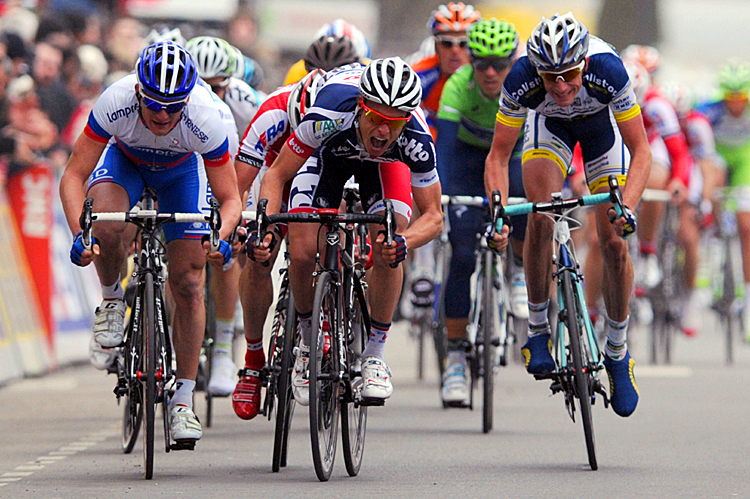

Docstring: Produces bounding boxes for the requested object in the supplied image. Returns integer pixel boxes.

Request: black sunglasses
[471,57,512,72]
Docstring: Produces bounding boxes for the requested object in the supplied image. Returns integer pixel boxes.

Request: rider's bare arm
[259,143,307,216]
[485,120,521,203]
[401,181,444,249]
[617,113,652,209]
[204,157,243,242]
[59,133,107,235]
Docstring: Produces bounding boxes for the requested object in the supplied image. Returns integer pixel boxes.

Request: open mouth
[370,137,387,149]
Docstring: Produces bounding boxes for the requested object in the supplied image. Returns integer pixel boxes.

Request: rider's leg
[520,158,564,374]
[583,209,604,321]
[678,203,701,336]
[636,161,669,287]
[166,239,209,410]
[736,211,750,338]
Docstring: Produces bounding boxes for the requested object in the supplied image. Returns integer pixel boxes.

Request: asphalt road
[1,310,749,498]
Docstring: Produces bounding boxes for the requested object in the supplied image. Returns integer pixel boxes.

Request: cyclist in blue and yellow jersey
[186,35,264,397]
[61,41,242,443]
[698,59,750,339]
[282,19,370,86]
[412,2,481,138]
[486,13,651,418]
[436,18,527,407]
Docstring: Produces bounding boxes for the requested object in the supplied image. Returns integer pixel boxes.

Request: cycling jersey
[496,36,640,192]
[285,64,438,219]
[682,109,719,163]
[85,73,231,241]
[85,74,230,168]
[411,54,450,136]
[698,100,750,186]
[223,76,263,137]
[197,79,240,161]
[288,65,439,187]
[438,64,498,148]
[641,86,691,185]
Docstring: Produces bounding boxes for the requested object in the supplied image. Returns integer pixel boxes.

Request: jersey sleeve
[237,90,291,169]
[496,58,539,127]
[593,54,641,122]
[85,84,137,143]
[437,70,464,123]
[188,94,232,166]
[399,108,440,187]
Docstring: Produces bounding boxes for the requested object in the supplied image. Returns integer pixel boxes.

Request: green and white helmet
[719,58,750,94]
[467,18,518,59]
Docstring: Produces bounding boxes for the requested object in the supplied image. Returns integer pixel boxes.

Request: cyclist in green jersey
[699,59,750,337]
[436,18,526,406]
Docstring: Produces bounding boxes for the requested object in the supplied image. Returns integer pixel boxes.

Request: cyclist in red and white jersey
[229,69,325,420]
[624,60,692,290]
[187,35,264,396]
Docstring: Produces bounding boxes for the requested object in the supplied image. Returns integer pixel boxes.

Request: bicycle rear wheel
[273,289,297,472]
[561,271,597,470]
[309,272,340,481]
[142,272,156,479]
[342,276,368,476]
[481,250,495,434]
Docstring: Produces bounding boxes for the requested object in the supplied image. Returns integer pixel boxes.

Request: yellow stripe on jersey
[589,173,628,193]
[496,110,524,128]
[614,104,641,123]
[522,149,568,178]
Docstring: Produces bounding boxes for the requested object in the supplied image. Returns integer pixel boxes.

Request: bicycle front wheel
[273,289,297,472]
[309,272,340,482]
[561,271,597,470]
[341,276,368,476]
[481,250,495,434]
[122,312,142,454]
[142,272,156,479]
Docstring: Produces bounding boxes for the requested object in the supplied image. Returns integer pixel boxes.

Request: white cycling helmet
[661,81,693,118]
[142,27,187,50]
[186,36,236,80]
[359,57,422,113]
[526,12,589,71]
[315,19,371,61]
[287,69,326,130]
[624,60,651,104]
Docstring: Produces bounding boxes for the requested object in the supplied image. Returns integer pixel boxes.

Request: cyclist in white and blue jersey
[485,13,651,417]
[251,58,444,404]
[61,41,242,444]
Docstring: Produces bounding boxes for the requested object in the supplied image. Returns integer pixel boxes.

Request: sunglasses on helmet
[471,56,512,72]
[538,60,586,83]
[138,89,188,114]
[435,35,468,49]
[360,99,411,130]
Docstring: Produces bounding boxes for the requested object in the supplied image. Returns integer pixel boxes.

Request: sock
[640,241,657,255]
[245,338,265,369]
[528,300,550,331]
[605,316,629,360]
[171,379,196,409]
[362,319,389,360]
[213,319,234,358]
[297,311,312,347]
[102,276,124,301]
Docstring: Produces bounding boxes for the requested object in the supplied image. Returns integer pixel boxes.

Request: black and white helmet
[526,12,589,71]
[186,36,236,80]
[359,57,422,113]
[287,69,326,130]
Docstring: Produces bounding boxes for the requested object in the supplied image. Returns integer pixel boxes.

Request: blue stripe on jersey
[310,82,359,116]
[204,137,229,160]
[87,112,111,140]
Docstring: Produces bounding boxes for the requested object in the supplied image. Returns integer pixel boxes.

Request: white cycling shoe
[89,334,117,371]
[93,299,126,347]
[361,357,393,399]
[292,344,310,406]
[441,355,470,407]
[170,404,202,441]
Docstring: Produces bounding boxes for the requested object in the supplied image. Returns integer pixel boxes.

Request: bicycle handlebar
[78,197,222,252]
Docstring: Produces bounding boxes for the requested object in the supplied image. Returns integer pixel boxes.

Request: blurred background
[0,0,742,381]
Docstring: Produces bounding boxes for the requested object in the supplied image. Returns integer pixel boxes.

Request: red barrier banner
[6,163,54,345]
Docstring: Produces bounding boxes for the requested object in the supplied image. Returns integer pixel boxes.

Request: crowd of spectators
[0,0,265,182]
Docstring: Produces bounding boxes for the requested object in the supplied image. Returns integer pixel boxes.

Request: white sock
[528,300,550,329]
[102,275,124,301]
[362,320,389,360]
[605,316,629,360]
[171,379,196,409]
[213,319,234,358]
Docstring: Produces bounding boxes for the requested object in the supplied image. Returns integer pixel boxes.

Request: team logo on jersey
[106,103,138,123]
[398,136,431,163]
[171,138,180,147]
[313,118,345,140]
[510,79,542,102]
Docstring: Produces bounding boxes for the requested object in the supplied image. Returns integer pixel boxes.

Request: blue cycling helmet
[136,41,198,102]
[526,12,589,71]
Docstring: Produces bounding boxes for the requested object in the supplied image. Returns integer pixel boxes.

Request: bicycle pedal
[359,397,386,407]
[442,400,471,409]
[549,381,563,394]
[169,439,197,451]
